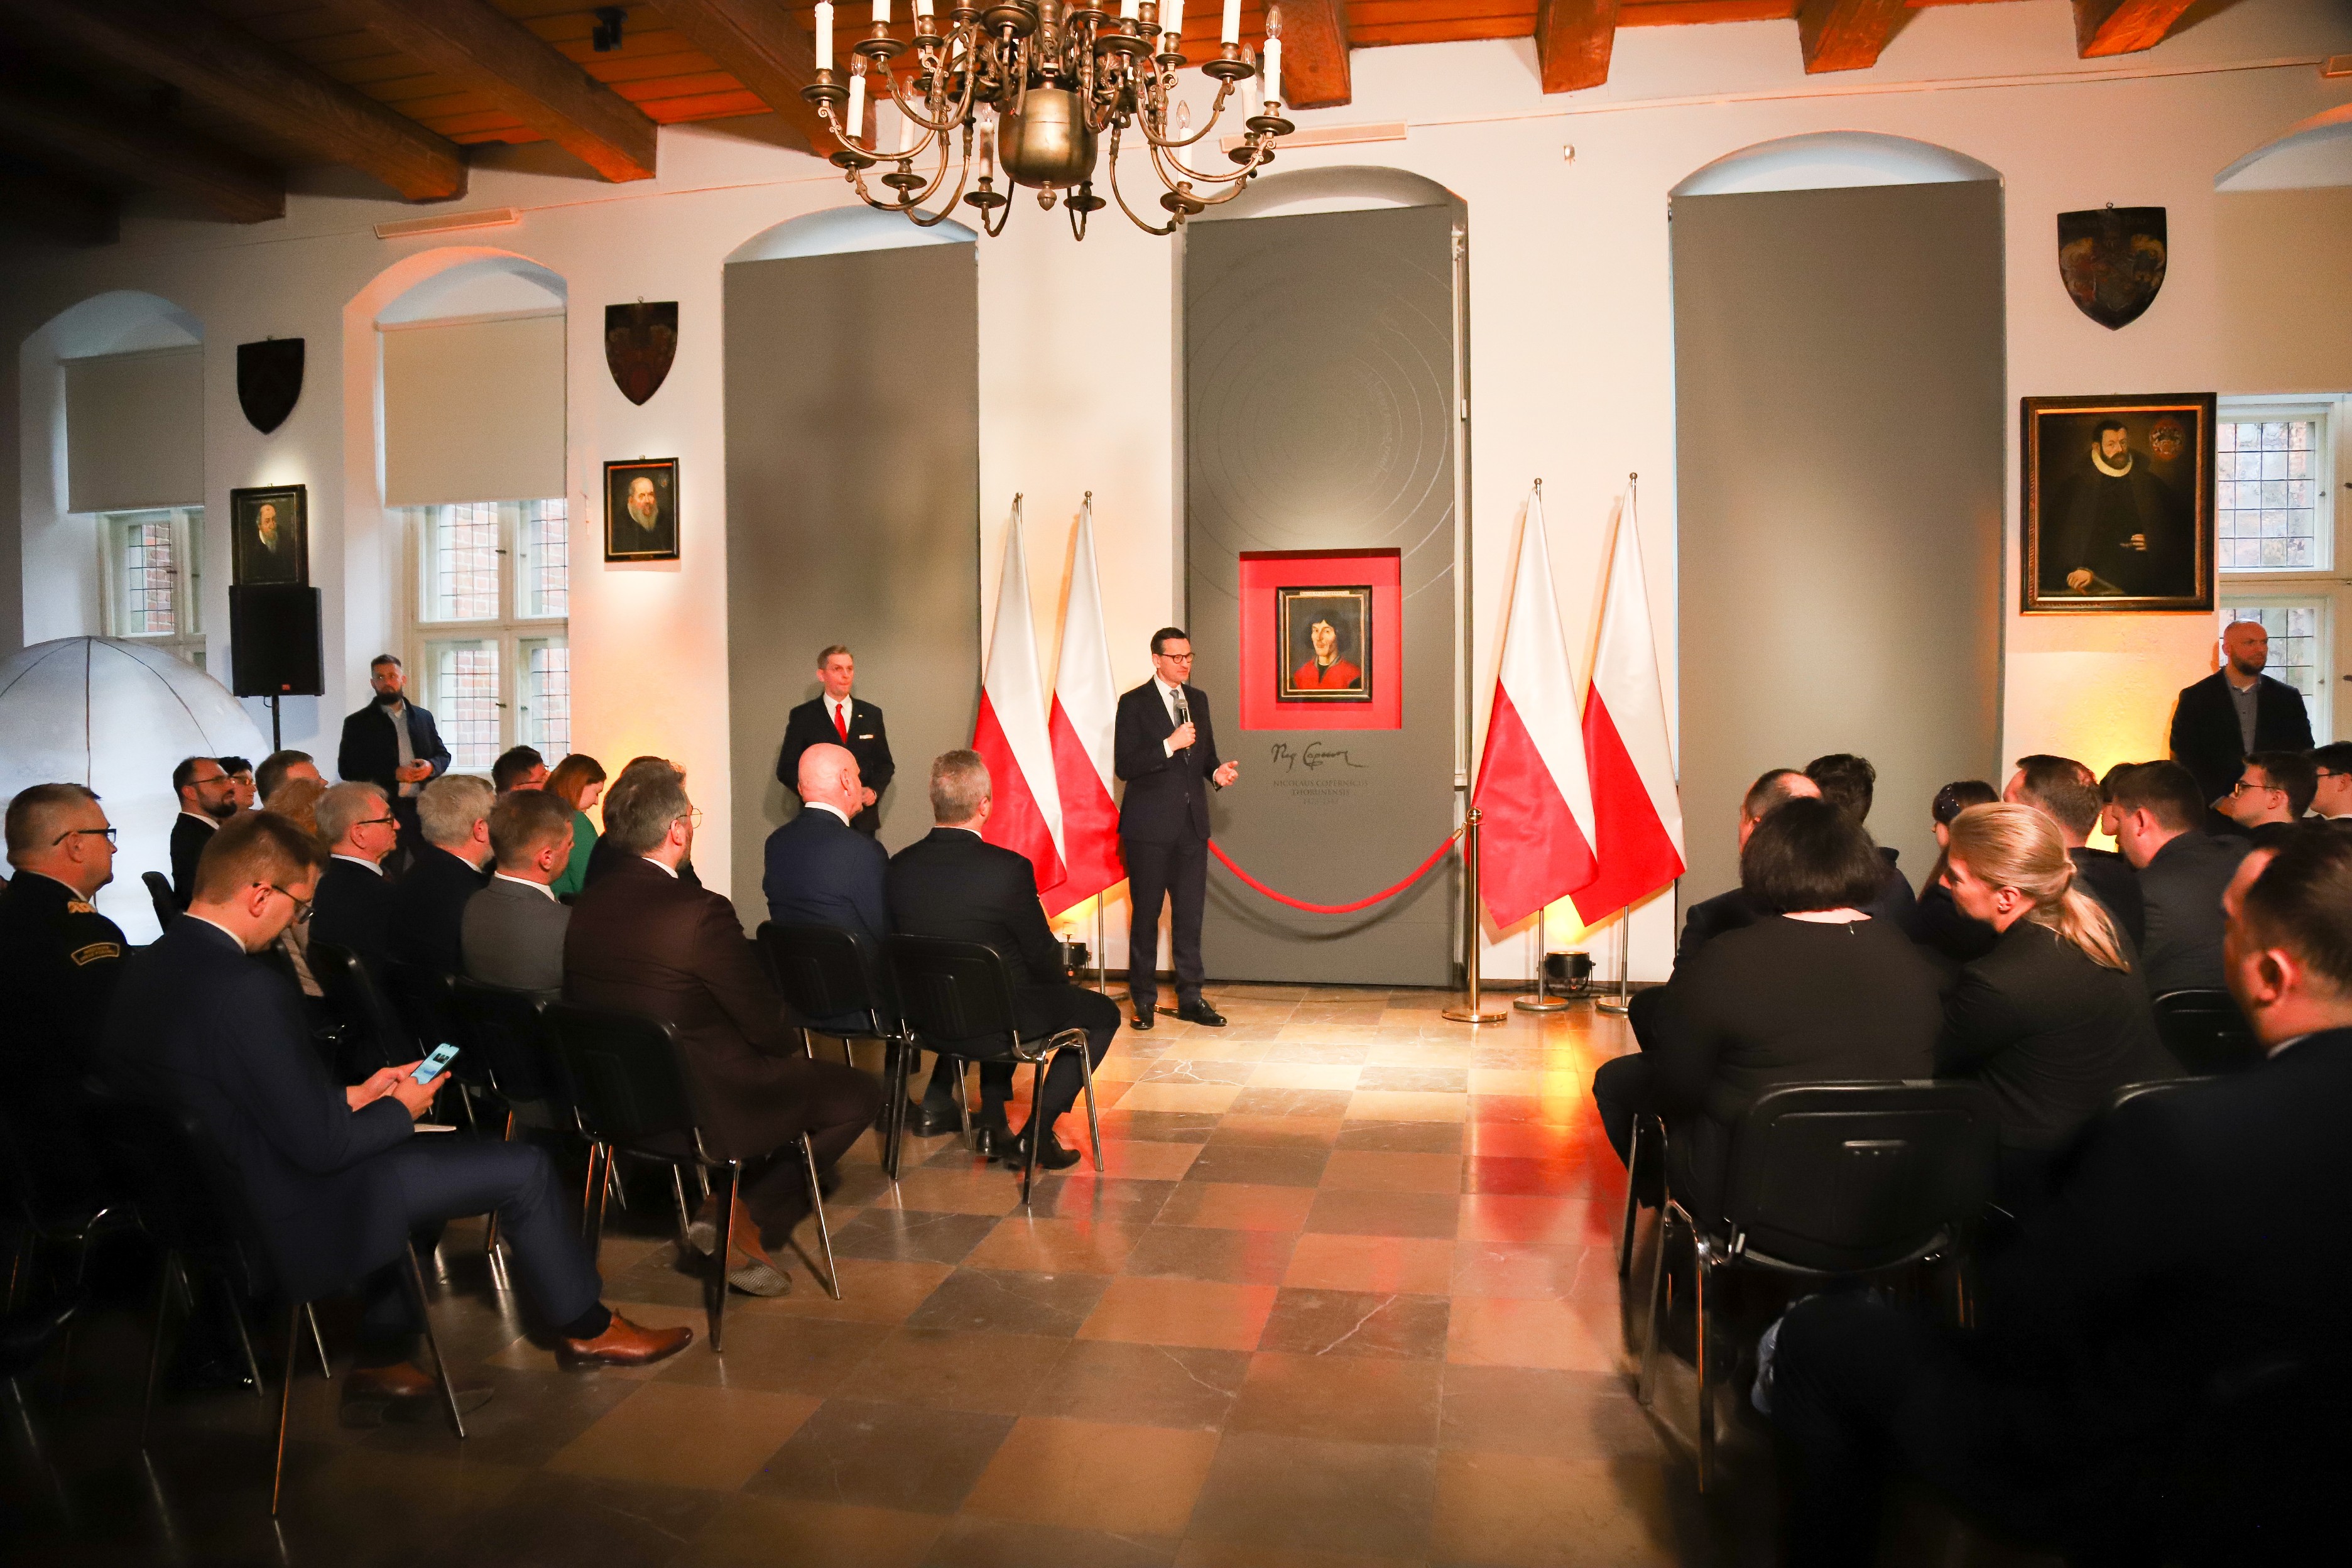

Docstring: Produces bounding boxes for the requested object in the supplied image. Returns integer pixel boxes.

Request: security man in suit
[1113,628,1239,1030]
[775,646,895,836]
[168,755,239,908]
[2170,620,2314,825]
[337,653,452,858]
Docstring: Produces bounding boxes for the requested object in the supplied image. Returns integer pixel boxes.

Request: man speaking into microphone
[1114,627,1239,1030]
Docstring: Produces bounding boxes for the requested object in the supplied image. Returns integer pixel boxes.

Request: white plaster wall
[2,0,2346,984]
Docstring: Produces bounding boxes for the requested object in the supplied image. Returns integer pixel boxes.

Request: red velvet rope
[1207,829,1466,915]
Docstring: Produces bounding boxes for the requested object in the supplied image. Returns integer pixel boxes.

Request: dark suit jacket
[765,807,890,1033]
[563,856,801,1161]
[310,857,393,969]
[888,827,1084,1046]
[102,918,414,1302]
[2169,670,2312,809]
[1675,886,1762,964]
[1863,847,1918,935]
[2135,831,2249,996]
[775,697,895,835]
[2070,845,2145,949]
[335,699,452,798]
[460,876,571,1000]
[583,834,700,891]
[386,846,487,979]
[1113,680,1220,844]
[169,812,218,908]
[1939,920,2177,1153]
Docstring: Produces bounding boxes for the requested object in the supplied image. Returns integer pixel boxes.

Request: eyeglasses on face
[2231,778,2282,796]
[259,882,314,923]
[52,826,118,847]
[675,807,704,830]
[356,816,398,829]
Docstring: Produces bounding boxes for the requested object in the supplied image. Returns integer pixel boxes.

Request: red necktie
[833,702,849,742]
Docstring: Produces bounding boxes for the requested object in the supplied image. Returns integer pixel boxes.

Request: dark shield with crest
[236,338,304,433]
[606,302,678,405]
[2057,208,2167,330]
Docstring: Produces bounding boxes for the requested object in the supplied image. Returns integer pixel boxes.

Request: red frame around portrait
[1237,549,1402,731]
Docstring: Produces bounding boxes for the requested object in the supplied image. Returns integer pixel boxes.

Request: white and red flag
[972,499,1067,892]
[1572,484,1685,921]
[1473,487,1598,927]
[1044,496,1124,917]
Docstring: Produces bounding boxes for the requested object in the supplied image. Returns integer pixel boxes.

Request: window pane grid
[432,641,501,770]
[406,499,568,766]
[121,515,177,634]
[428,503,501,621]
[523,640,570,755]
[520,499,568,619]
[2216,418,2326,572]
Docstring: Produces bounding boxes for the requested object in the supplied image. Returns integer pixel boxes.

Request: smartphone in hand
[411,1043,460,1086]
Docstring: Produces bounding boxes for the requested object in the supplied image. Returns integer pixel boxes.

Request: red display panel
[1236,548,1403,731]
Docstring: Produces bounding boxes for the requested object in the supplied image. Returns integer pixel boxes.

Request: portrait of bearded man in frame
[2022,394,2214,614]
[604,458,679,562]
[1277,585,1373,702]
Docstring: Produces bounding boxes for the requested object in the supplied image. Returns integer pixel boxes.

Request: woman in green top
[547,753,607,900]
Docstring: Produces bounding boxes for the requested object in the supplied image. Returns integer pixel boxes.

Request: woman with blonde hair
[545,753,606,900]
[1939,802,2177,1213]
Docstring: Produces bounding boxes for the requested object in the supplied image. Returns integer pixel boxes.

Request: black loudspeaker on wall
[229,584,324,697]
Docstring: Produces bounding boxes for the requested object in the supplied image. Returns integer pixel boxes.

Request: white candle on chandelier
[1220,0,1239,44]
[1121,0,1138,18]
[915,0,934,18]
[979,116,996,178]
[1165,0,1184,50]
[846,65,866,143]
[815,1,833,65]
[1262,34,1280,104]
[873,0,890,23]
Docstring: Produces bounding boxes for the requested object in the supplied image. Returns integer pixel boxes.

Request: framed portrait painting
[604,457,680,562]
[2022,393,2215,614]
[1277,586,1373,703]
[230,484,307,586]
[1238,550,1402,731]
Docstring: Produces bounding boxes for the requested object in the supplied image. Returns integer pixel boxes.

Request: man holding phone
[106,813,690,1424]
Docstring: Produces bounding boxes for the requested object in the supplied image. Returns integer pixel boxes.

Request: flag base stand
[1443,808,1508,1025]
[1513,909,1571,1013]
[1594,920,1634,1015]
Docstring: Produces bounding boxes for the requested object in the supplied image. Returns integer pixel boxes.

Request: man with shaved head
[2170,619,2314,826]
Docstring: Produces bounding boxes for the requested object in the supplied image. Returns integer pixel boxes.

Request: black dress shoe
[1130,1010,1155,1031]
[1004,1129,1083,1172]
[1175,999,1228,1027]
[907,1101,964,1138]
[972,1122,1016,1160]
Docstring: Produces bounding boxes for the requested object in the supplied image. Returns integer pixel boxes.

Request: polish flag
[1571,486,1685,922]
[1472,487,1598,928]
[974,502,1067,891]
[1043,498,1124,917]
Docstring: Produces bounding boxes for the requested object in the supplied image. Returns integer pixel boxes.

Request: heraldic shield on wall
[2057,207,2167,330]
[236,338,304,433]
[606,302,678,405]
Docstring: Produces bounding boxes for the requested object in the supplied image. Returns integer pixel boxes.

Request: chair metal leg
[482,1111,517,1268]
[403,1244,467,1441]
[1638,1203,1673,1408]
[579,1143,604,1238]
[669,1165,695,1254]
[586,1146,613,1261]
[1075,1038,1104,1172]
[949,1059,974,1152]
[1019,1060,1045,1207]
[799,1026,816,1061]
[1694,1238,1716,1493]
[300,1303,331,1380]
[1618,1118,1647,1280]
[219,1270,266,1398]
[605,1155,629,1212]
[798,1135,842,1301]
[139,1253,182,1446]
[710,1163,739,1355]
[882,1035,913,1182]
[269,1303,300,1516]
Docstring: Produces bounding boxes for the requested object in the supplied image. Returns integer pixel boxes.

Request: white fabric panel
[65,347,204,513]
[381,313,565,505]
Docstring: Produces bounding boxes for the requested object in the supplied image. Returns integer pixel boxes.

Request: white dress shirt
[494,873,557,901]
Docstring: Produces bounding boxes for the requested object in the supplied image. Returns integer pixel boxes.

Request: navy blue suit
[764,805,890,1035]
[1113,679,1222,1013]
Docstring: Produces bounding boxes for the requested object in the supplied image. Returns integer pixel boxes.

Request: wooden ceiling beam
[1795,0,1910,72]
[0,0,467,202]
[0,162,119,246]
[2071,0,2198,58]
[1279,0,1356,110]
[0,77,284,223]
[335,0,660,182]
[645,0,836,151]
[1533,0,1620,93]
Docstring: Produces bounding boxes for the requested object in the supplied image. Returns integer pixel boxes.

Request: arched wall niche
[726,203,976,263]
[2216,104,2352,191]
[1673,131,2000,196]
[17,290,206,645]
[1198,163,1459,222]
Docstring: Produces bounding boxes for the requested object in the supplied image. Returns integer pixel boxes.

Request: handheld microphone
[1172,687,1191,758]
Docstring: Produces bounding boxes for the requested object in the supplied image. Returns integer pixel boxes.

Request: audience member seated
[388,774,493,978]
[2223,748,2317,849]
[1910,779,2000,964]
[887,750,1122,1170]
[219,756,256,812]
[2311,741,2352,825]
[582,756,701,890]
[462,790,574,1000]
[1770,827,2352,1567]
[168,755,238,908]
[1804,753,1917,932]
[565,764,879,1297]
[104,813,690,1418]
[1936,803,2177,1214]
[259,776,330,1003]
[256,749,323,805]
[2096,761,2137,842]
[492,745,548,795]
[2005,753,2146,946]
[545,753,606,900]
[764,743,913,1067]
[1601,797,1943,1225]
[2113,760,2248,995]
[268,777,328,839]
[312,782,398,969]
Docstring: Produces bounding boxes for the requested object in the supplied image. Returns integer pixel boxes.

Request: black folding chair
[307,940,416,1079]
[2151,989,2263,1075]
[1638,1081,2000,1490]
[141,870,178,930]
[884,934,1104,1206]
[0,1098,132,1373]
[758,922,916,1179]
[442,978,621,1239]
[543,1001,842,1351]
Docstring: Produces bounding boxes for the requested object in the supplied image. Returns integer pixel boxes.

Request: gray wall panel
[723,244,981,931]
[1184,204,1461,986]
[1672,182,2005,907]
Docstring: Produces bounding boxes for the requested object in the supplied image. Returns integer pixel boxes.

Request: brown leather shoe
[557,1312,694,1370]
[339,1361,496,1427]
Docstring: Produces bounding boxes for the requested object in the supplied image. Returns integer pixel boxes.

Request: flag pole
[1513,905,1569,1013]
[1595,915,1633,1015]
[1444,808,1508,1025]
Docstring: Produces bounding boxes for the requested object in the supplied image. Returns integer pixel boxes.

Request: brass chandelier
[802,0,1297,238]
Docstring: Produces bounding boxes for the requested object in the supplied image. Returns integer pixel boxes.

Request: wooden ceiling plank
[4,0,467,200]
[1796,0,1909,71]
[1618,1,1795,24]
[1533,0,1618,92]
[336,0,661,180]
[0,75,286,222]
[1278,0,1354,109]
[2070,0,2196,57]
[0,161,121,246]
[1352,19,1534,45]
[644,0,837,150]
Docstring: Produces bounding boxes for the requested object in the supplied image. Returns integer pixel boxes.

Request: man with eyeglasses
[312,782,400,969]
[2307,742,2352,826]
[168,755,240,909]
[2222,751,2319,845]
[1,783,126,1085]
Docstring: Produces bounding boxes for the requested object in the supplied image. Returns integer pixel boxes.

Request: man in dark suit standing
[105,814,689,1420]
[1113,628,1239,1030]
[168,755,238,908]
[775,646,894,836]
[312,782,398,969]
[2112,760,2248,995]
[387,774,492,979]
[888,751,1121,1168]
[2170,620,2313,821]
[337,654,452,858]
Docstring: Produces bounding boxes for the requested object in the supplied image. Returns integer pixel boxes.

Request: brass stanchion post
[1444,808,1507,1025]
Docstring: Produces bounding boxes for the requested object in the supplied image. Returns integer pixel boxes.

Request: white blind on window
[381,312,565,506]
[65,347,204,513]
